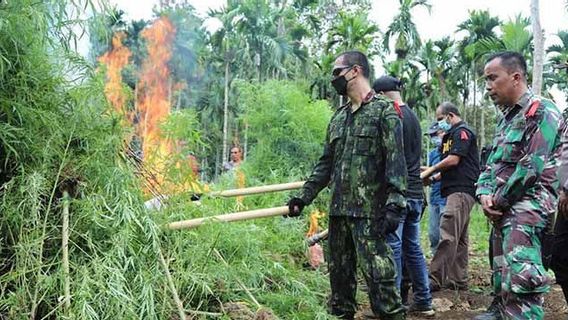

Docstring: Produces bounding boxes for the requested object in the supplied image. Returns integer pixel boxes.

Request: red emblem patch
[393,101,403,118]
[460,130,469,140]
[525,100,540,118]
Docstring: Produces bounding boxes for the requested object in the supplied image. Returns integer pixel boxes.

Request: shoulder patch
[460,130,469,141]
[393,101,403,119]
[525,99,540,118]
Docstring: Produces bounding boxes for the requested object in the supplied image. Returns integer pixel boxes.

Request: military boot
[473,295,503,320]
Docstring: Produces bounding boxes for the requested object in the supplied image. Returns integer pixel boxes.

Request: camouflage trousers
[328,216,405,319]
[492,215,551,320]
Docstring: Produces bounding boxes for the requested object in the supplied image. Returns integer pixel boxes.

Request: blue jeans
[428,203,446,255]
[387,199,432,307]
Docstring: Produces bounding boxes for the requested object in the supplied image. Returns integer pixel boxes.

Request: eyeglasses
[332,65,353,77]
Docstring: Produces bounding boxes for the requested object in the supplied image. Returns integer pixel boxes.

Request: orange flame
[235,168,246,208]
[98,32,131,114]
[307,209,326,237]
[136,17,176,191]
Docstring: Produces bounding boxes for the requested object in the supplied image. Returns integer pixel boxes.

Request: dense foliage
[0,0,567,319]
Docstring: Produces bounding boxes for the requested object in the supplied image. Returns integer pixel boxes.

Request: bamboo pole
[210,181,304,198]
[157,246,187,320]
[62,191,71,312]
[306,229,329,246]
[213,248,261,309]
[167,206,289,230]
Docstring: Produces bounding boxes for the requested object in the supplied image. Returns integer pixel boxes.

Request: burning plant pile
[0,1,334,319]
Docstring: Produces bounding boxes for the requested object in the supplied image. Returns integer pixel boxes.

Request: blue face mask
[432,136,442,147]
[437,117,451,132]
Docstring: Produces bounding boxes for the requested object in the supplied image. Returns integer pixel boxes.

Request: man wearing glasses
[287,51,407,320]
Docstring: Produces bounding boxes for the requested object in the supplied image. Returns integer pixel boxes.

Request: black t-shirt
[400,104,423,199]
[440,121,480,197]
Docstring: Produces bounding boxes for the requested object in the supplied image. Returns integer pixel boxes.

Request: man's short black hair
[439,101,461,117]
[339,51,370,78]
[486,51,528,78]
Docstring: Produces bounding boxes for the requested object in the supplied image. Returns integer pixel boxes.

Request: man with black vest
[421,101,480,291]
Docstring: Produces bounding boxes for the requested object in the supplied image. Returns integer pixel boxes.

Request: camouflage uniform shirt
[476,91,564,227]
[298,93,407,218]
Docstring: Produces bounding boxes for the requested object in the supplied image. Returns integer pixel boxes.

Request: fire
[307,209,326,237]
[307,209,326,269]
[98,32,131,114]
[136,16,176,192]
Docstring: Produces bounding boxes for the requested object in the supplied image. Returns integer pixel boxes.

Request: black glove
[286,197,306,217]
[379,205,402,235]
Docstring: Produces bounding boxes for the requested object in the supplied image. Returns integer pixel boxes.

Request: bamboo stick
[167,206,290,230]
[306,229,329,246]
[209,181,305,198]
[157,246,188,320]
[62,191,71,312]
[213,249,261,309]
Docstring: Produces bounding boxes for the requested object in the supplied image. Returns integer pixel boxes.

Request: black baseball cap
[373,75,402,92]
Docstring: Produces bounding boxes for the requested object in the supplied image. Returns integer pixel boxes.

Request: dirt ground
[355,251,568,320]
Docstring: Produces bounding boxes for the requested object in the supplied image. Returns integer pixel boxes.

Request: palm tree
[414,37,459,124]
[209,0,244,167]
[547,31,568,70]
[474,15,533,62]
[545,31,568,102]
[326,11,380,54]
[383,0,431,60]
[456,10,501,147]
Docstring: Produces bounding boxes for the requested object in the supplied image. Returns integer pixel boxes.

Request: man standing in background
[373,76,434,317]
[421,102,480,292]
[425,122,447,255]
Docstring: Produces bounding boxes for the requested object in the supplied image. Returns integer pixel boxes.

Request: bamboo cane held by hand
[209,181,305,198]
[306,229,329,246]
[167,206,290,230]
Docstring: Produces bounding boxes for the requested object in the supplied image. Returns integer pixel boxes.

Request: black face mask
[331,68,354,96]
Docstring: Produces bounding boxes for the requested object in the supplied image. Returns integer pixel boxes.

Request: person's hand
[420,166,436,180]
[286,197,306,217]
[480,194,502,222]
[379,205,402,235]
[559,190,568,219]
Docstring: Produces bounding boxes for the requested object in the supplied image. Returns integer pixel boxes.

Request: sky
[109,0,568,107]
[112,0,568,44]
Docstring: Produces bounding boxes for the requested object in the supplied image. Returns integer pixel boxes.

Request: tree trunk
[531,0,544,95]
[222,60,230,167]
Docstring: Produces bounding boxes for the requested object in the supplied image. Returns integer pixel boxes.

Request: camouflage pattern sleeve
[297,123,334,205]
[381,111,407,209]
[476,164,493,197]
[494,105,561,209]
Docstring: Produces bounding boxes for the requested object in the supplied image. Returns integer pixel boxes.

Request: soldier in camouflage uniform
[287,51,406,320]
[475,51,564,320]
